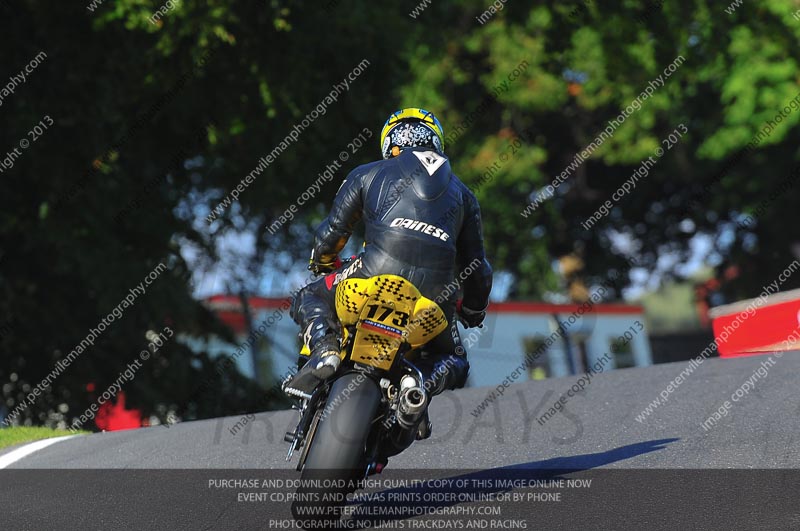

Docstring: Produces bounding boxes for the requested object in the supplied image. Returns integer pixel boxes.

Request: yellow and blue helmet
[380,108,445,159]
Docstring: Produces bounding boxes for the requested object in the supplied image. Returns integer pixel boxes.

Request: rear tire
[292,372,381,528]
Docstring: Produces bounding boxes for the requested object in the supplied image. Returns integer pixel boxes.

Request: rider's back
[317,146,479,303]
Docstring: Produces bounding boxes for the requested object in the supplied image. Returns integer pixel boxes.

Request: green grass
[0,426,88,450]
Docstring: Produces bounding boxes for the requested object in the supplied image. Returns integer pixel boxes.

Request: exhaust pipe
[396,385,427,429]
[384,374,429,456]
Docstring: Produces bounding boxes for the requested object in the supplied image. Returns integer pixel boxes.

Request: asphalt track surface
[3,353,800,530]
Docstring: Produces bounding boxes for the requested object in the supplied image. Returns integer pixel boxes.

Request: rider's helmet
[380,107,445,160]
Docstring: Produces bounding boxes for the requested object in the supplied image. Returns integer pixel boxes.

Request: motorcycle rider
[284,107,492,440]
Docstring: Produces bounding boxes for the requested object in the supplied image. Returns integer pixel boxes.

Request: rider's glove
[308,252,342,276]
[456,299,486,328]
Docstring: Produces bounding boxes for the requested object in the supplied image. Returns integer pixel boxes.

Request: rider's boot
[283,319,341,396]
[309,335,341,379]
[411,354,469,439]
[421,354,470,396]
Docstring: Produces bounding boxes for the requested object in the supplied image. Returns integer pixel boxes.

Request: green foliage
[0,426,88,450]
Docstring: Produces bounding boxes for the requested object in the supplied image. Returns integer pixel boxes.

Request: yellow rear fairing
[334,275,448,370]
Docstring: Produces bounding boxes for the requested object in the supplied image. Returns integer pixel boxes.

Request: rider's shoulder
[451,174,477,202]
[343,159,384,184]
[350,159,384,175]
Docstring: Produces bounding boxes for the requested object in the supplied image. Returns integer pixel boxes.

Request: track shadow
[344,438,679,529]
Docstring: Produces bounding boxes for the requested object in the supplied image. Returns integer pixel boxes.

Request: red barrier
[94,392,143,431]
[710,290,800,357]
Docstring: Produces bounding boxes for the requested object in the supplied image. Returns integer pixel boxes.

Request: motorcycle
[282,273,449,525]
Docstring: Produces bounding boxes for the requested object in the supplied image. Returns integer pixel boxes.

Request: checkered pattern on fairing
[336,274,448,368]
[335,279,371,325]
[357,333,395,365]
[337,287,360,316]
[412,312,447,337]
[348,275,418,370]
[375,277,418,303]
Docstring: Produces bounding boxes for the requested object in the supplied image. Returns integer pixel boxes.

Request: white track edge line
[0,435,79,469]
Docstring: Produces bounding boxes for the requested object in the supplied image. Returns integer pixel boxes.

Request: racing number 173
[366,304,409,327]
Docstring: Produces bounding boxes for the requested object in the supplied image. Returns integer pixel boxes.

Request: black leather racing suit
[290,146,493,395]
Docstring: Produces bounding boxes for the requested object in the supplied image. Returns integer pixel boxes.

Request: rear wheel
[292,372,381,527]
